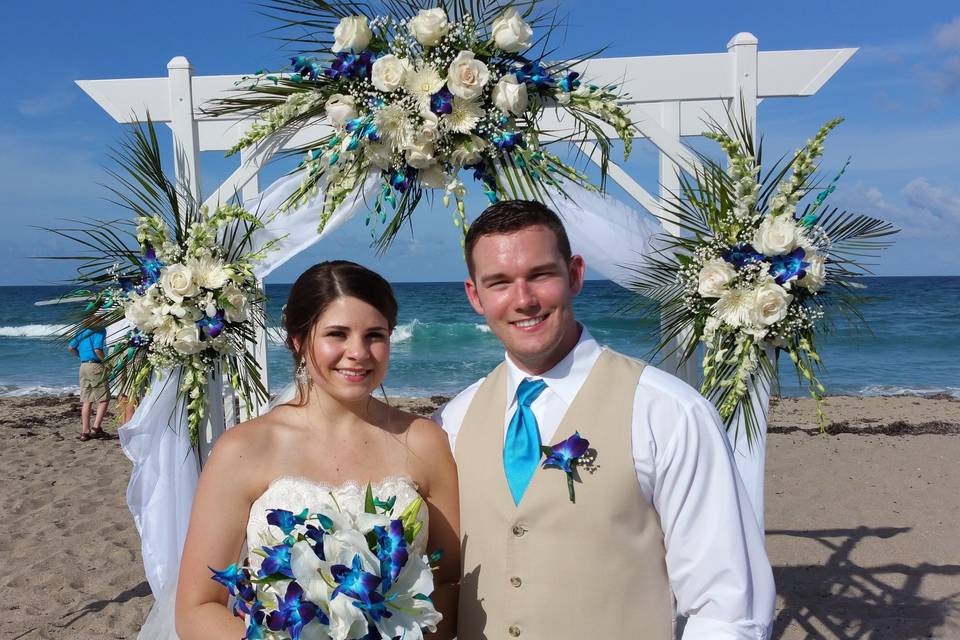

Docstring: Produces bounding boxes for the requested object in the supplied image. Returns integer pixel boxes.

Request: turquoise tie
[504,378,548,505]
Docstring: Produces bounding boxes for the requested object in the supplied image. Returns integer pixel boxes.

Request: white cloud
[934,16,960,50]
[833,179,960,239]
[16,93,76,117]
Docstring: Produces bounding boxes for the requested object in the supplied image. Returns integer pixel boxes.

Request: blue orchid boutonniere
[541,431,591,503]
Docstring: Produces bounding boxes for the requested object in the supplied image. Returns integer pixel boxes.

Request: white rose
[186,255,229,290]
[405,137,436,170]
[697,258,737,299]
[332,15,372,53]
[800,253,826,292]
[325,94,358,128]
[365,142,393,169]
[750,282,793,327]
[173,324,204,355]
[450,134,487,167]
[371,55,409,93]
[407,8,450,46]
[221,285,249,323]
[420,164,447,189]
[491,73,528,115]
[418,111,440,143]
[125,289,162,332]
[753,215,799,256]
[446,51,490,100]
[159,263,199,304]
[491,8,533,53]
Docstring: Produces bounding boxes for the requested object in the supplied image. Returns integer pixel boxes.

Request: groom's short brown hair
[464,200,572,277]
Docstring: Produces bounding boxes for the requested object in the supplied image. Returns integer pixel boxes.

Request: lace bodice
[245,476,428,571]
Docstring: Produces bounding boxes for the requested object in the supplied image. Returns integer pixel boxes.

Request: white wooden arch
[77,33,856,450]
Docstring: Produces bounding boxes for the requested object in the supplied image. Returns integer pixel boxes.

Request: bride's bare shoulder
[206,404,303,467]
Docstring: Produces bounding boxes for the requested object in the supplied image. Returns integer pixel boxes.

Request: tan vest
[456,349,672,640]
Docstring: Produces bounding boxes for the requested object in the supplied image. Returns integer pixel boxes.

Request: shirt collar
[504,325,602,409]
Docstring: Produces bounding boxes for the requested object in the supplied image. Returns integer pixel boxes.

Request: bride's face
[303,295,392,402]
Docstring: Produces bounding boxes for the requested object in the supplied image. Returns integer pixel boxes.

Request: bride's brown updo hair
[284,261,398,398]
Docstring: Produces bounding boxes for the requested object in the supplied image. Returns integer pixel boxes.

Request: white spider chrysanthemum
[712,287,754,328]
[444,97,484,134]
[404,64,445,106]
[374,103,414,151]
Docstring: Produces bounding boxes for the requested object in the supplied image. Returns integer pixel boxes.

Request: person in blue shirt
[68,326,109,441]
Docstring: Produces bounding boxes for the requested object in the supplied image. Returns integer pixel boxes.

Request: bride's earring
[295,357,310,386]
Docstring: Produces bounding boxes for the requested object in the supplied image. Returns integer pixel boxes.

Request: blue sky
[1,0,958,285]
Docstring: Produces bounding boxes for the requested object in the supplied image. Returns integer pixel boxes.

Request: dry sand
[1,394,958,639]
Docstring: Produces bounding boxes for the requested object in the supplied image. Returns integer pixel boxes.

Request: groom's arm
[634,368,775,640]
[432,378,485,454]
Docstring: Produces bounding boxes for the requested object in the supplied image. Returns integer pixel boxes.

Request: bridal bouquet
[212,487,441,640]
[52,120,274,447]
[208,0,636,247]
[630,117,897,442]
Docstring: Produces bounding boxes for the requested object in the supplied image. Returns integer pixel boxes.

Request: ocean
[1,277,957,399]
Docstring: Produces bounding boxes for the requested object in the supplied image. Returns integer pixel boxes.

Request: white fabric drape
[119,171,380,600]
[118,370,198,597]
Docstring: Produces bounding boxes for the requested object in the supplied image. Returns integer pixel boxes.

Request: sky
[1,0,959,285]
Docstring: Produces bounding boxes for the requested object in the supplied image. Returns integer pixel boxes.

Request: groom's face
[465,225,585,374]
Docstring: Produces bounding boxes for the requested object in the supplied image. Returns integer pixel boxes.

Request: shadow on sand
[769,526,960,639]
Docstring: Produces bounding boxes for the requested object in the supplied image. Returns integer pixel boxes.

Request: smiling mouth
[510,314,548,330]
[335,368,371,381]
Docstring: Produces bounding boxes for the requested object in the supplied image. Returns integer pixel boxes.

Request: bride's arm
[409,417,461,640]
[174,423,262,639]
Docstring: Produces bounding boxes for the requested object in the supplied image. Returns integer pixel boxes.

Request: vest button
[512,524,525,537]
[509,625,522,637]
[510,576,522,588]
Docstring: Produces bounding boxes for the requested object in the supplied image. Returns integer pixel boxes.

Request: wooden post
[240,145,270,421]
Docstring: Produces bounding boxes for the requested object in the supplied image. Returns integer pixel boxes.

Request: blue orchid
[388,166,417,193]
[345,117,380,144]
[429,86,454,115]
[139,247,163,286]
[766,248,809,285]
[722,243,765,268]
[290,55,322,80]
[209,563,245,595]
[492,130,524,151]
[266,508,308,536]
[258,543,295,579]
[232,581,261,618]
[515,62,555,89]
[374,519,409,592]
[558,71,581,93]
[197,310,226,339]
[325,51,375,80]
[266,581,327,640]
[331,555,392,621]
[305,523,326,560]
[541,431,591,503]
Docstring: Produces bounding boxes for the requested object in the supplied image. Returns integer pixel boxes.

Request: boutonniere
[541,431,591,503]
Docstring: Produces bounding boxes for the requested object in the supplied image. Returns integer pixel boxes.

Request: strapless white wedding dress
[138,476,427,639]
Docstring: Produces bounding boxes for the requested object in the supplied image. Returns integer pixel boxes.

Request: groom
[437,200,775,639]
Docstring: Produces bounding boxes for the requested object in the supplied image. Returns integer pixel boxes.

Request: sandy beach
[1,394,958,639]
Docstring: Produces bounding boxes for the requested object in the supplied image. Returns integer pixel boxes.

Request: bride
[166,260,459,639]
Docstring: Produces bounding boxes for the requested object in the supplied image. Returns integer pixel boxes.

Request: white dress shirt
[435,327,775,640]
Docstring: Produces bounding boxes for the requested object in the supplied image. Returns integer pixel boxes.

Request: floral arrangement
[630,117,897,442]
[208,0,636,248]
[52,120,273,447]
[211,487,441,640]
[541,431,590,503]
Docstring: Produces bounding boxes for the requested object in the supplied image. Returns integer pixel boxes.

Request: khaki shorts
[79,362,109,403]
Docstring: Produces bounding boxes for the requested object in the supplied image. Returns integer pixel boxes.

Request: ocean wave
[0,324,70,338]
[0,384,80,398]
[474,324,491,333]
[391,319,420,343]
[857,384,960,399]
